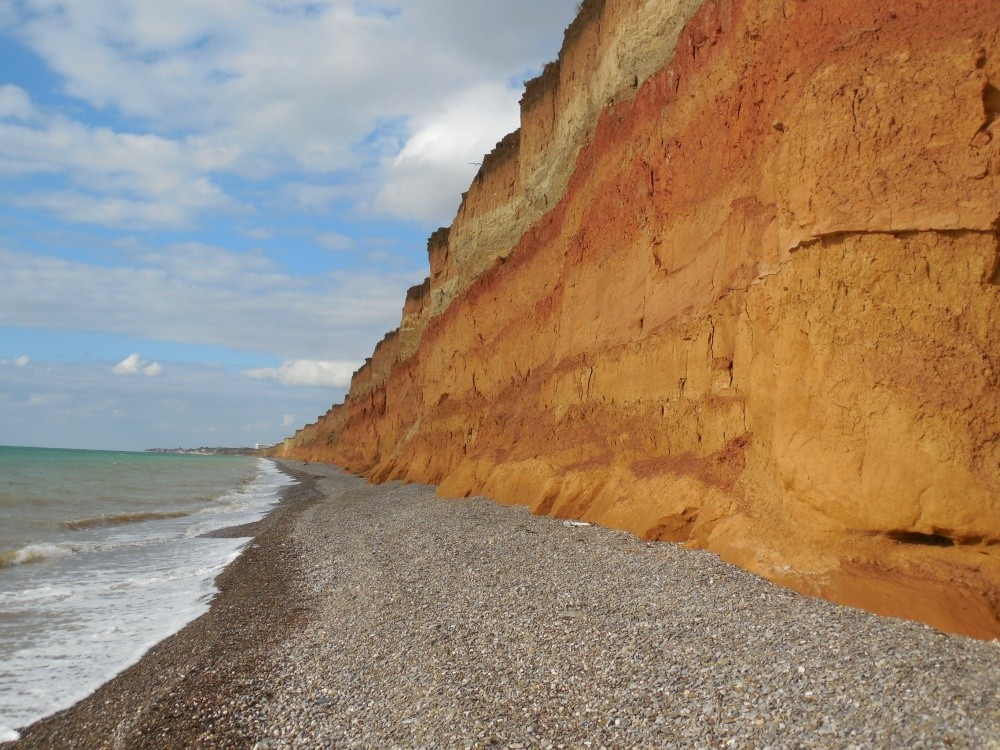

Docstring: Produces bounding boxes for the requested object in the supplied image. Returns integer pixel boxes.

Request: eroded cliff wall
[279,0,1000,638]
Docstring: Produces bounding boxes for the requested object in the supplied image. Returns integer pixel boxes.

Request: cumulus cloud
[112,353,162,376]
[373,82,523,221]
[112,354,142,375]
[0,0,578,227]
[245,360,358,388]
[6,0,574,139]
[14,355,29,367]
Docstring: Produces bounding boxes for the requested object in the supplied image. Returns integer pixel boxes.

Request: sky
[0,0,579,451]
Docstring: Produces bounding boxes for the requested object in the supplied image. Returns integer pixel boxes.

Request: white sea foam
[0,458,295,735]
[0,725,20,742]
[184,460,290,537]
[0,542,81,568]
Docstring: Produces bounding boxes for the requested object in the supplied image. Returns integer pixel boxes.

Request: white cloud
[0,246,418,361]
[16,191,206,230]
[0,85,36,122]
[112,353,162,376]
[124,242,282,287]
[245,359,358,388]
[373,81,523,221]
[14,355,29,367]
[0,105,239,228]
[282,413,296,427]
[112,353,142,375]
[280,183,354,214]
[0,0,578,228]
[0,359,349,451]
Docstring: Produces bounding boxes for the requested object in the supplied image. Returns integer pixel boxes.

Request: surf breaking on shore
[0,512,199,569]
[0,457,293,741]
[7,461,1000,749]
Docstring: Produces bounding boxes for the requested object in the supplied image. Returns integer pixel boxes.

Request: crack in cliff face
[786,228,1000,287]
[989,216,1000,285]
[981,82,1000,130]
[887,530,956,547]
[975,46,999,130]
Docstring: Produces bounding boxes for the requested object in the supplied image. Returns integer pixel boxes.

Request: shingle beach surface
[10,461,1000,749]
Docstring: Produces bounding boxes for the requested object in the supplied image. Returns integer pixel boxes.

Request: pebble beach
[7,461,1000,749]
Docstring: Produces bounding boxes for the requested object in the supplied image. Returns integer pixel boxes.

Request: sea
[0,446,295,742]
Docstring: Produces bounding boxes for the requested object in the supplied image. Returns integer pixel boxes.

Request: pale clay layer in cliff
[278,0,1000,639]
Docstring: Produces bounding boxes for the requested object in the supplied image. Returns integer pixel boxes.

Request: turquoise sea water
[0,446,294,741]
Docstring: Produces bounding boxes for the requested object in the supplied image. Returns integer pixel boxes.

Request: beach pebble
[245,464,1000,750]
[10,462,1000,749]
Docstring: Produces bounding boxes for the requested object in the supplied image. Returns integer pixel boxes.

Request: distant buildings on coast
[144,445,273,456]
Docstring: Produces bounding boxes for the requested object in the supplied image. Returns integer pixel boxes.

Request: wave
[0,543,80,568]
[0,726,20,743]
[62,510,192,531]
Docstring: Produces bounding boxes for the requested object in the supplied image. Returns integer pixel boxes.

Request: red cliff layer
[278,0,1000,638]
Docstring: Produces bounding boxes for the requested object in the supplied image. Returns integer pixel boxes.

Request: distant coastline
[144,446,272,457]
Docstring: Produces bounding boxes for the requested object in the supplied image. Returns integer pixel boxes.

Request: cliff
[277,0,1000,639]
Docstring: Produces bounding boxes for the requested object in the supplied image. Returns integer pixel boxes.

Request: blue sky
[0,0,578,451]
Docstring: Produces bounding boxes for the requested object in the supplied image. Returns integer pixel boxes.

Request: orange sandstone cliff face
[277,0,1000,638]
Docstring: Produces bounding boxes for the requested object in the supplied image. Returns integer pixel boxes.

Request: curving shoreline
[7,460,1000,748]
[5,461,317,749]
